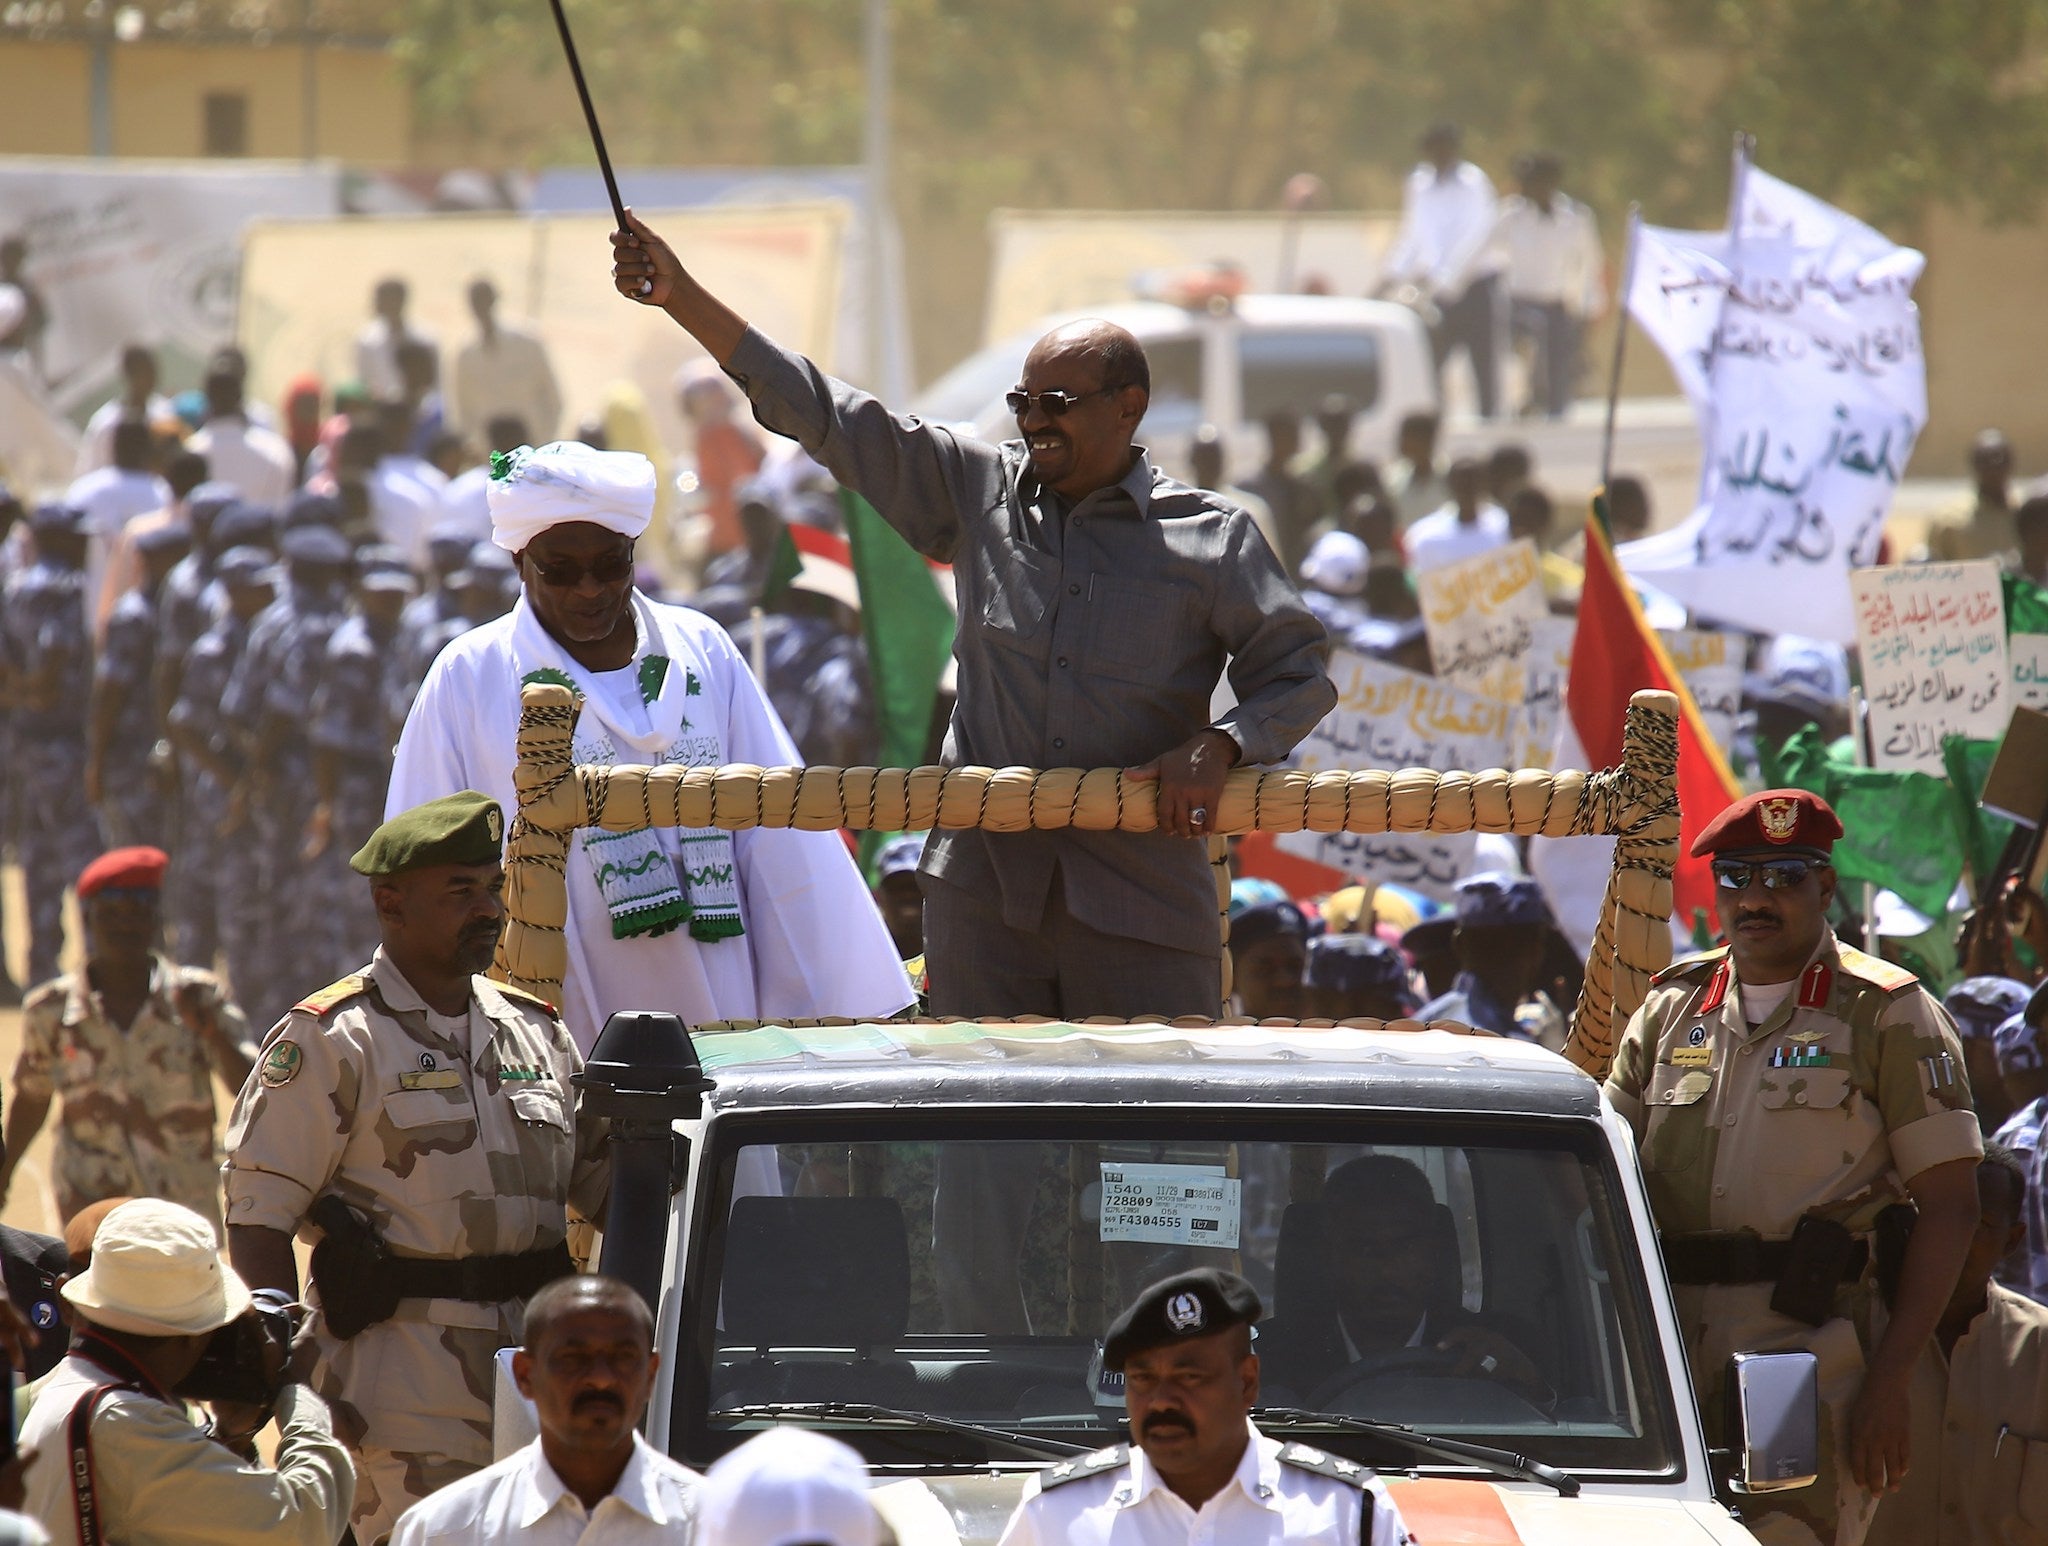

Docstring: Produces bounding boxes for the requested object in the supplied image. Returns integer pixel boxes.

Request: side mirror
[1725,1350,1819,1494]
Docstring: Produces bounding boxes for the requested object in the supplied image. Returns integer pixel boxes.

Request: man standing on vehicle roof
[223,791,611,1546]
[1605,789,1982,1546]
[998,1269,1412,1546]
[612,213,1336,1022]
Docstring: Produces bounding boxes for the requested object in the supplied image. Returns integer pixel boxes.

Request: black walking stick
[546,0,652,295]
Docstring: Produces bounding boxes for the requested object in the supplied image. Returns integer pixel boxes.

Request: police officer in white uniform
[997,1269,1411,1546]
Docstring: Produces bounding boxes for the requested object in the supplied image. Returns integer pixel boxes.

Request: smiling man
[224,792,612,1545]
[612,213,1335,1021]
[386,440,911,1049]
[1000,1269,1409,1545]
[1605,789,1982,1546]
[388,1275,700,1544]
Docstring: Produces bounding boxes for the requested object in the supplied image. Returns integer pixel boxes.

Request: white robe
[388,591,915,1050]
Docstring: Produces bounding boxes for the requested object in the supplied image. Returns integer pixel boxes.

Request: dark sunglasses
[1005,386,1114,418]
[526,547,635,587]
[1712,857,1829,892]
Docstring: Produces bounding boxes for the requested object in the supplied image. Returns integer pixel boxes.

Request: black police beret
[1102,1268,1262,1371]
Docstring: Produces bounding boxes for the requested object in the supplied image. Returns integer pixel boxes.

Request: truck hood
[871,1473,1760,1546]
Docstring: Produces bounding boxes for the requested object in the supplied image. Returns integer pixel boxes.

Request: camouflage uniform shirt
[13,956,254,1231]
[221,950,609,1496]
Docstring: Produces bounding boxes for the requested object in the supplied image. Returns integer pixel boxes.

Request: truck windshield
[678,1114,1677,1476]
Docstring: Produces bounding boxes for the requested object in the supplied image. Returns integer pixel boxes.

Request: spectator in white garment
[388,1276,699,1546]
[700,1428,880,1546]
[67,420,170,616]
[332,419,438,565]
[77,344,172,477]
[1382,123,1505,420]
[440,413,532,545]
[188,366,296,507]
[1497,152,1605,420]
[1383,410,1449,529]
[452,277,563,446]
[354,275,437,404]
[1404,455,1509,573]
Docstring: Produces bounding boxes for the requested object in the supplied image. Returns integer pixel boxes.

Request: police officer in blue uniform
[89,521,190,848]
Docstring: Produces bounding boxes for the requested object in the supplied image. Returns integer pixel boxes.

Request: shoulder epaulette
[1832,944,1921,996]
[1039,1445,1129,1490]
[491,980,561,1017]
[1276,1441,1375,1489]
[292,974,369,1018]
[1650,947,1729,987]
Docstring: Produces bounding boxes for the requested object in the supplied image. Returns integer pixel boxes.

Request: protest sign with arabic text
[1417,539,1549,704]
[1276,650,1513,901]
[1659,630,1745,753]
[1851,563,2008,774]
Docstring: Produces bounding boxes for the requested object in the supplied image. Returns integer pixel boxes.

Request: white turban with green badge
[487,440,656,552]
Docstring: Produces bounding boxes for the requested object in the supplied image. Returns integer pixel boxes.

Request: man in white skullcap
[387,441,912,1049]
[699,1428,881,1546]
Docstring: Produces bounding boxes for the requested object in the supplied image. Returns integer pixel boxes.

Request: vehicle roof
[689,1019,1603,1120]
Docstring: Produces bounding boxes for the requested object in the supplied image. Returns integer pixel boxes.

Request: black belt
[387,1240,573,1303]
[1663,1232,1868,1286]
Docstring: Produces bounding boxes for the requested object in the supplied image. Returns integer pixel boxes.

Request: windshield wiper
[1253,1405,1581,1497]
[713,1401,1093,1460]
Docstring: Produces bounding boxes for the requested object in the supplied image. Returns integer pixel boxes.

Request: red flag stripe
[1569,514,1742,930]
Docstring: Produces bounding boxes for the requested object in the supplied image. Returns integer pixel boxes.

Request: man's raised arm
[611,210,996,563]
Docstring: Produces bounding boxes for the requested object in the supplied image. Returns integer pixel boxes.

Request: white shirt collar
[516,1434,677,1530]
[1124,1420,1283,1515]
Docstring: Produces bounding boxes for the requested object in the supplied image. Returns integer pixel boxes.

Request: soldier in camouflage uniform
[307,564,415,977]
[166,546,277,976]
[224,792,609,1546]
[1606,791,1983,1546]
[219,518,352,1030]
[87,521,189,848]
[0,846,256,1234]
[2,503,102,986]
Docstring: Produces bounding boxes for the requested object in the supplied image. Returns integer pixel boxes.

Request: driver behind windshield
[1258,1155,1549,1405]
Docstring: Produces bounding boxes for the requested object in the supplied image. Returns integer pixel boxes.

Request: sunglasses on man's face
[526,547,635,587]
[1712,857,1829,892]
[1005,386,1114,418]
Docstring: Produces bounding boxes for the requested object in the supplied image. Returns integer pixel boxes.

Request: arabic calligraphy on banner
[1511,616,1577,771]
[1616,167,1927,644]
[2014,635,2048,712]
[1659,629,1745,753]
[1276,650,1513,901]
[1416,540,1549,704]
[1850,562,2009,774]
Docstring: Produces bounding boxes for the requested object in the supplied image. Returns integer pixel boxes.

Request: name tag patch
[1671,1045,1713,1067]
[400,1069,463,1090]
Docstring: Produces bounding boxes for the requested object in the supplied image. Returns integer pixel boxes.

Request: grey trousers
[921,872,1221,1332]
[920,870,1221,1021]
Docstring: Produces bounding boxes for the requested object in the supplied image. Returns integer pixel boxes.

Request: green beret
[350,792,505,877]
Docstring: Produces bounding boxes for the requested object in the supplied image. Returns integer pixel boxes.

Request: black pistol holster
[309,1195,401,1340]
[1769,1214,1861,1327]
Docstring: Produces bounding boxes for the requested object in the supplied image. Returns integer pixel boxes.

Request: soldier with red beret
[0,846,257,1235]
[1605,790,1983,1546]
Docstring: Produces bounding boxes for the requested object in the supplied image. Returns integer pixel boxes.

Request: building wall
[1918,204,2048,480]
[0,38,410,163]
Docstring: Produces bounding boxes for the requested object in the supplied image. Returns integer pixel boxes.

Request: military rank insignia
[1922,1051,1959,1091]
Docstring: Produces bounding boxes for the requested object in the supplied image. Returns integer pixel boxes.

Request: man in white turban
[387,440,913,1048]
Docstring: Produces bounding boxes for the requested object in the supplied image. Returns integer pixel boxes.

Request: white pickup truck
[555,1014,1819,1545]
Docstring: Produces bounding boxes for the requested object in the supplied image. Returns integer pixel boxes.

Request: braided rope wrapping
[496,683,1681,1079]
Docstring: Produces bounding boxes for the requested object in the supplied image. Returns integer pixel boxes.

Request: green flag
[841,489,956,869]
[2005,571,2048,635]
[1940,732,2014,891]
[1758,726,1965,919]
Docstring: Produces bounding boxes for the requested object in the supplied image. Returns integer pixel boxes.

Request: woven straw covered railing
[495,682,1680,1079]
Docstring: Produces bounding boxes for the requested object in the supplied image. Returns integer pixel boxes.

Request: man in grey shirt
[613,212,1335,1020]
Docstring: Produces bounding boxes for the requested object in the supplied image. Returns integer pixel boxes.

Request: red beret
[77,847,169,901]
[1690,790,1843,860]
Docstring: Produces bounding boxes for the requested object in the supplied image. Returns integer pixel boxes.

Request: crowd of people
[0,191,2040,1546]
